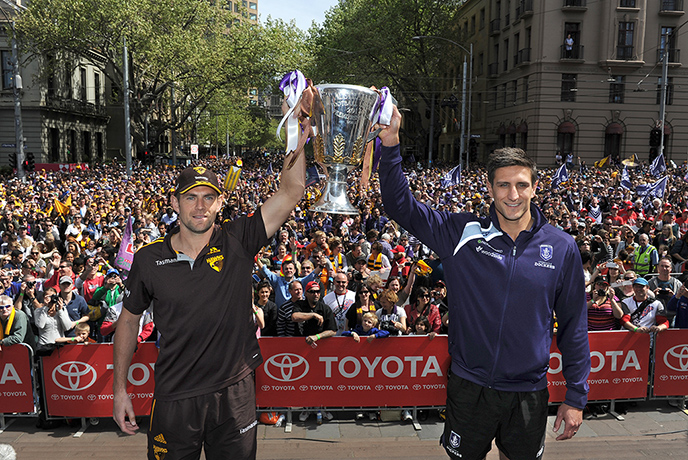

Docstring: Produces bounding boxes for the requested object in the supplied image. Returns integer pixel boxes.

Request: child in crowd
[342,312,389,342]
[409,315,437,340]
[70,322,96,343]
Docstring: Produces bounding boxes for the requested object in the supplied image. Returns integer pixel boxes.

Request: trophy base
[311,164,359,215]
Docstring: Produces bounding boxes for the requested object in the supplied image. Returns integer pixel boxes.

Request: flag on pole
[649,152,666,177]
[305,166,323,188]
[115,216,135,272]
[440,165,461,187]
[620,166,632,190]
[593,156,610,168]
[551,163,569,189]
[224,166,241,192]
[639,176,668,208]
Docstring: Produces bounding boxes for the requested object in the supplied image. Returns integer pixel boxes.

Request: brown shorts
[148,372,257,460]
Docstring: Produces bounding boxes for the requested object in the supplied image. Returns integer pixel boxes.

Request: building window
[503,38,509,71]
[617,22,634,60]
[249,2,257,9]
[561,74,577,102]
[1,50,13,90]
[660,26,677,62]
[249,13,257,20]
[619,0,636,6]
[480,8,485,29]
[656,77,674,105]
[609,76,625,103]
[604,132,621,158]
[65,63,73,99]
[471,16,476,35]
[80,68,87,101]
[502,83,508,108]
[523,75,529,103]
[512,80,518,105]
[94,73,101,106]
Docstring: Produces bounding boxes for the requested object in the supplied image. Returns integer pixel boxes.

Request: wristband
[19,292,23,297]
[633,326,638,332]
[253,309,259,316]
[316,334,321,341]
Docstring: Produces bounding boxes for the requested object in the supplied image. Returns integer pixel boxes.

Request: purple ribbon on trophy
[370,86,393,126]
[276,70,309,156]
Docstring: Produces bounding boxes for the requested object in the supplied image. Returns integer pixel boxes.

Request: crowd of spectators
[1,152,687,413]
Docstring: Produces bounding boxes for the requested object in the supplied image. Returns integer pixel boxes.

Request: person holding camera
[648,256,682,326]
[13,274,42,334]
[587,276,623,331]
[34,287,88,348]
[375,289,406,336]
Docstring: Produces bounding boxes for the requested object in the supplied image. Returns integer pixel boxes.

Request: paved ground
[0,400,686,459]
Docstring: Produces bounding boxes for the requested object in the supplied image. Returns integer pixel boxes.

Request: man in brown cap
[113,155,306,460]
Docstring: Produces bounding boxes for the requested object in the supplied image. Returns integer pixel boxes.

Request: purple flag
[115,216,135,272]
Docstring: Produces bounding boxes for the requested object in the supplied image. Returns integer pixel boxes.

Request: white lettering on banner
[382,357,403,378]
[361,356,381,377]
[0,363,22,385]
[3,391,27,396]
[319,356,444,379]
[127,363,156,386]
[548,350,640,374]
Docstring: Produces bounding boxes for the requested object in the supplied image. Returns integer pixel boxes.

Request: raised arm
[260,144,306,238]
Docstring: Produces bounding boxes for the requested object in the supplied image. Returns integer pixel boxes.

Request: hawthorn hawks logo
[193,166,206,174]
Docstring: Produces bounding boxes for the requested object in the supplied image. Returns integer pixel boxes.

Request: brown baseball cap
[174,166,222,195]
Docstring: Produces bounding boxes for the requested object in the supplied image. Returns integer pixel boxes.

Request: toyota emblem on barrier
[663,344,688,372]
[613,378,621,384]
[263,353,309,382]
[52,361,98,391]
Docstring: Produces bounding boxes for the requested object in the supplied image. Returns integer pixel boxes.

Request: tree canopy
[16,0,309,156]
[306,0,463,158]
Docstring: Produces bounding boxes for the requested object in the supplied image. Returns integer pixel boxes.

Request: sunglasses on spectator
[0,304,12,310]
[359,291,370,294]
[307,290,320,294]
[624,277,634,280]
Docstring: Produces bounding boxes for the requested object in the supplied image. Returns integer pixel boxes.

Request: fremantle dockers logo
[663,344,688,372]
[263,353,309,382]
[540,245,553,261]
[449,431,461,448]
[52,361,97,391]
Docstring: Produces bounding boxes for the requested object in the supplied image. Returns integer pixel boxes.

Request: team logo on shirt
[449,431,461,448]
[206,254,224,272]
[208,246,221,255]
[535,245,556,269]
[540,245,553,261]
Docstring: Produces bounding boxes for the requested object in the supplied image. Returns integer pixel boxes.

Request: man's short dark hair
[487,148,538,187]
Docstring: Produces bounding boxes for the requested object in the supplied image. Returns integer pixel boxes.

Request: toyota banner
[41,343,158,418]
[0,343,35,414]
[256,336,452,408]
[653,330,688,397]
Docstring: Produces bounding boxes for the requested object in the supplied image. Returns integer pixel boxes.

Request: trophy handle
[367,127,382,142]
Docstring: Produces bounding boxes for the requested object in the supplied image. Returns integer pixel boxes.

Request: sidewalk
[1,400,686,459]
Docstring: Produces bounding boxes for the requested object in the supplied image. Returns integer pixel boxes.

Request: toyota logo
[413,384,421,391]
[52,361,97,391]
[660,375,669,381]
[87,394,96,401]
[664,344,688,372]
[613,378,621,384]
[337,385,346,391]
[263,353,309,382]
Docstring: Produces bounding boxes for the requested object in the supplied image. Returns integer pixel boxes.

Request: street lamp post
[413,35,473,169]
[659,20,688,161]
[0,0,25,180]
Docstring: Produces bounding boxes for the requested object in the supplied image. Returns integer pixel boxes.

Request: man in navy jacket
[377,106,590,460]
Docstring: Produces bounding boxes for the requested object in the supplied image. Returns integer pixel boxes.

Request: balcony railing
[560,44,584,60]
[489,18,501,35]
[658,48,681,63]
[516,47,531,65]
[660,0,683,12]
[516,0,534,18]
[488,62,499,76]
[563,0,586,7]
[45,95,108,117]
[616,45,635,60]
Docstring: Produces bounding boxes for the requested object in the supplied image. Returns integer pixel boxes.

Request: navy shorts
[440,373,548,460]
[148,372,258,460]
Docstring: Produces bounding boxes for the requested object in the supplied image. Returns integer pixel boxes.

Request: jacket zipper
[487,243,518,388]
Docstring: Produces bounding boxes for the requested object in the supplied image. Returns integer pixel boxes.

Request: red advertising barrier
[0,344,34,414]
[256,337,451,408]
[548,331,651,402]
[652,329,688,397]
[41,343,158,418]
[35,163,90,172]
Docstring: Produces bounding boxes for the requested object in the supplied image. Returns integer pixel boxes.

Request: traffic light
[8,152,16,168]
[26,152,34,171]
[649,147,658,162]
[649,128,661,147]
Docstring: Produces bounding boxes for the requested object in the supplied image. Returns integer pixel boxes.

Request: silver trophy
[310,84,380,215]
